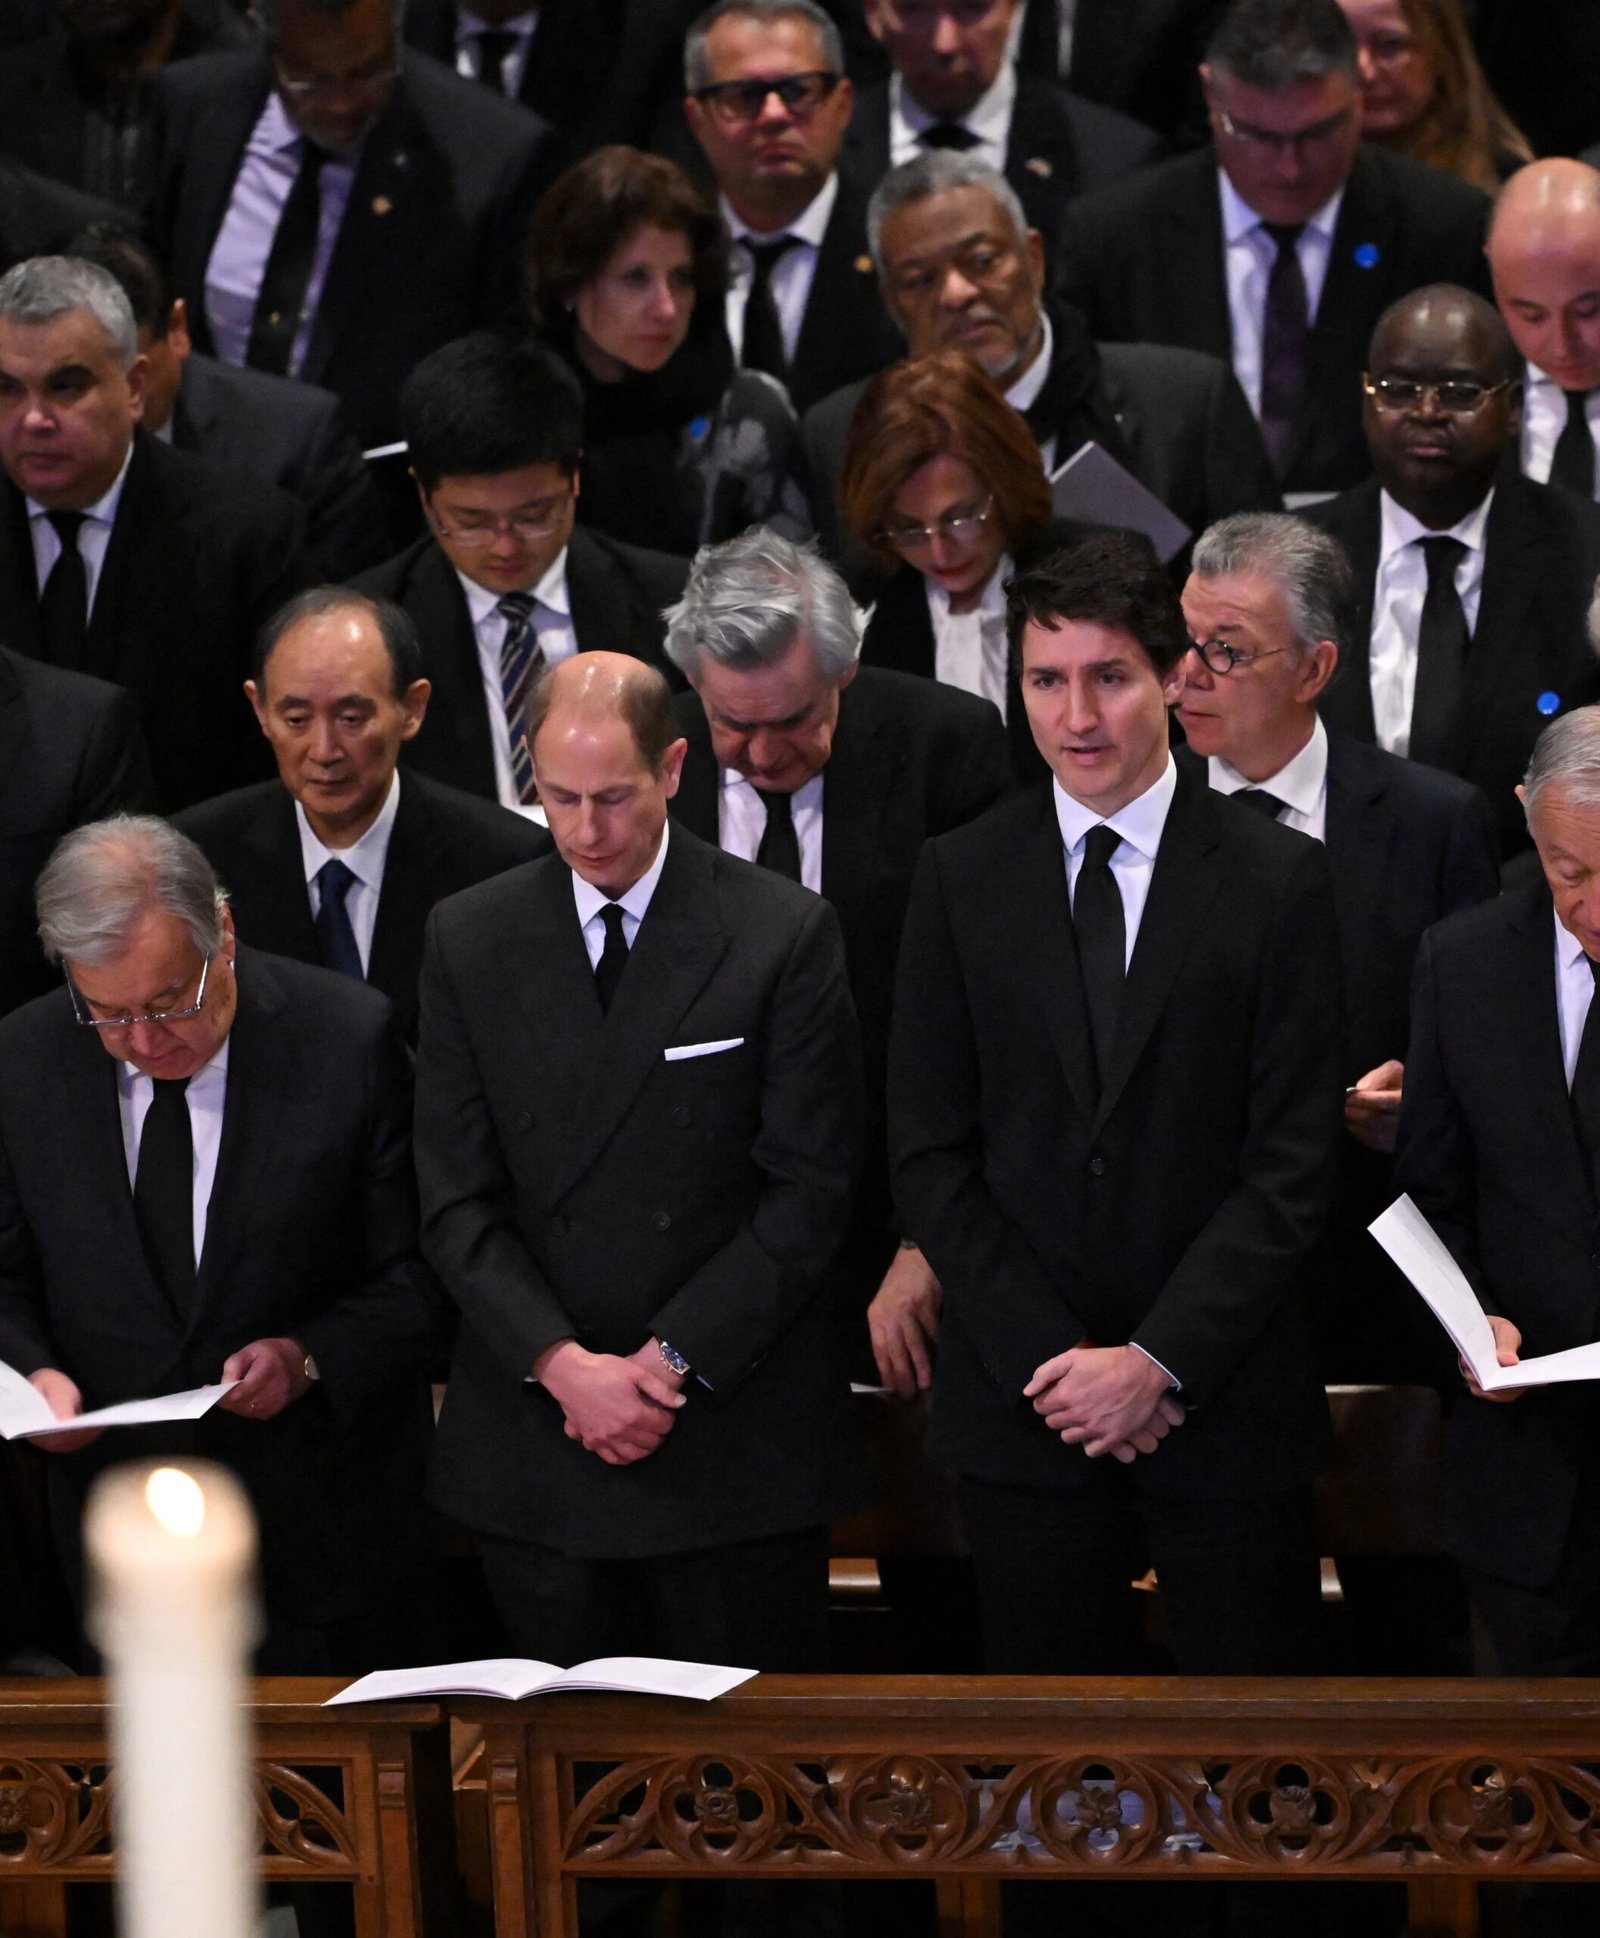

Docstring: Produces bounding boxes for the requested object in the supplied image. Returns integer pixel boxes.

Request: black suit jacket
[417,826,863,1558]
[174,771,550,1044]
[1306,471,1600,860]
[0,948,445,1632]
[0,648,151,1018]
[172,353,390,580]
[1397,879,1600,1590]
[355,528,688,801]
[1055,145,1493,496]
[890,768,1344,1494]
[153,49,554,445]
[0,156,125,268]
[0,431,315,811]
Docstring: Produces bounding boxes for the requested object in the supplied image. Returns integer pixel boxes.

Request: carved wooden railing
[0,1677,454,1938]
[465,1674,1600,1938]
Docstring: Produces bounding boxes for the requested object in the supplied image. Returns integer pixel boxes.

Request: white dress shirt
[889,64,1015,173]
[1369,487,1492,757]
[1206,713,1329,844]
[453,4,537,93]
[1052,753,1178,966]
[296,769,402,975]
[722,171,838,367]
[27,443,132,618]
[1556,910,1600,1089]
[460,546,578,808]
[1521,363,1600,498]
[716,769,824,894]
[572,818,671,967]
[118,1036,230,1268]
[1218,171,1342,418]
[924,557,1013,721]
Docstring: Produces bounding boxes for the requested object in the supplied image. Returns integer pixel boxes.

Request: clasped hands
[532,1337,686,1465]
[1024,1342,1184,1463]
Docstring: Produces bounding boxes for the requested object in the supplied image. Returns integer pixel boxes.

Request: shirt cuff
[1131,1341,1181,1392]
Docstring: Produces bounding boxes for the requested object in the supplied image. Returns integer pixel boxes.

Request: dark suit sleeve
[1130,842,1345,1404]
[1199,358,1282,518]
[292,397,391,579]
[648,895,864,1393]
[78,685,154,817]
[0,1112,50,1378]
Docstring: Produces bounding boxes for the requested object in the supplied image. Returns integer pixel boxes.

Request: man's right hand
[1462,1315,1529,1403]
[867,1243,943,1398]
[531,1340,685,1464]
[26,1369,104,1454]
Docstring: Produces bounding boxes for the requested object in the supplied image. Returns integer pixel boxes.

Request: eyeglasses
[691,70,841,124]
[1186,639,1290,676]
[426,488,573,547]
[1214,105,1355,157]
[274,56,400,100]
[1362,375,1512,415]
[877,496,994,554]
[68,954,212,1031]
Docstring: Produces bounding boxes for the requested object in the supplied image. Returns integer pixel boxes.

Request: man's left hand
[1344,1059,1404,1152]
[1024,1344,1180,1458]
[218,1338,314,1420]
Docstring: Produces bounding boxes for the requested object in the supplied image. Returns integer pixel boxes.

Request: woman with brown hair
[1337,0,1532,193]
[525,144,810,557]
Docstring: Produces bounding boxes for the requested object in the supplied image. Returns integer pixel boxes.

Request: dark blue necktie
[314,857,364,979]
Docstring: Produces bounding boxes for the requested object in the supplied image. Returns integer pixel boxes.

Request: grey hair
[1524,706,1600,816]
[684,0,843,91]
[1190,512,1358,657]
[867,152,1029,275]
[255,0,405,40]
[0,256,138,368]
[664,528,862,681]
[1589,572,1600,661]
[36,817,228,969]
[1205,0,1358,91]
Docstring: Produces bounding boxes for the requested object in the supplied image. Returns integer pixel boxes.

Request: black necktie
[1259,222,1307,478]
[740,236,799,382]
[1410,536,1469,768]
[246,138,330,377]
[314,857,364,979]
[1551,388,1596,499]
[1572,955,1600,1194]
[1233,787,1289,821]
[593,902,629,1014]
[474,27,516,89]
[1073,824,1125,1092]
[753,786,802,882]
[921,121,980,150]
[134,1077,195,1313]
[38,509,89,670]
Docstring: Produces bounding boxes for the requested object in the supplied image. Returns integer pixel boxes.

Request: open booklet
[326,1657,757,1706]
[0,1357,237,1441]
[1370,1195,1600,1389]
[1050,441,1192,563]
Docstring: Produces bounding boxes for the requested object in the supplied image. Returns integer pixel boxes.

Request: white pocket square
[664,1038,744,1061]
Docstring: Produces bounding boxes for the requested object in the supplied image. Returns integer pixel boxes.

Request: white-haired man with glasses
[0,814,446,1672]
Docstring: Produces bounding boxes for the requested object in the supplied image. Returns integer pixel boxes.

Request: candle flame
[145,1467,206,1538]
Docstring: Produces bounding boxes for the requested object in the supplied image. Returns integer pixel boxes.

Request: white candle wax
[85,1460,261,1938]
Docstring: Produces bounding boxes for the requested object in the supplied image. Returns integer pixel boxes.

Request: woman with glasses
[1335,0,1531,192]
[524,144,810,558]
[840,352,1061,779]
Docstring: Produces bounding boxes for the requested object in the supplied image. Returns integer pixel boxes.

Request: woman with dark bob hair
[840,351,1060,775]
[525,144,810,557]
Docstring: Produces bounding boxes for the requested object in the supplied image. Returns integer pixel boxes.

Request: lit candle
[86,1460,261,1938]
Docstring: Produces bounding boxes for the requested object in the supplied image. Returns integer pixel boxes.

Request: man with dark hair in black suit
[1306,285,1600,862]
[891,528,1344,1677]
[151,0,554,446]
[356,332,688,807]
[1055,0,1492,499]
[0,159,122,274]
[176,588,548,1046]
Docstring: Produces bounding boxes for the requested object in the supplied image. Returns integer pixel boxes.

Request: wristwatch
[657,1338,691,1379]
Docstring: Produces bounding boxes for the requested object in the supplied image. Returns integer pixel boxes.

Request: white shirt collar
[1378,486,1494,565]
[1557,906,1591,974]
[294,768,402,888]
[1208,712,1328,816]
[1052,752,1178,860]
[457,541,571,627]
[27,438,134,530]
[571,817,671,930]
[891,61,1015,150]
[722,169,838,248]
[455,5,537,42]
[1004,308,1053,416]
[1217,167,1344,246]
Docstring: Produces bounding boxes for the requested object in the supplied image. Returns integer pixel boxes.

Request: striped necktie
[498,591,544,803]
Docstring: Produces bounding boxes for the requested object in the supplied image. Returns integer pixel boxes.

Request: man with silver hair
[664,528,1010,1395]
[0,814,444,1670]
[0,254,314,808]
[1398,705,1600,1675]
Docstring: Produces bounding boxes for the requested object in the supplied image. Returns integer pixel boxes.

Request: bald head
[1487,159,1600,395]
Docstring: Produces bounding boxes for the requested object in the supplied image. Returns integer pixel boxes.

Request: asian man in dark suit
[176,589,548,1046]
[416,652,862,1672]
[355,333,687,806]
[890,529,1345,1677]
[151,0,554,447]
[0,255,315,811]
[0,816,446,1672]
[1053,0,1492,498]
[1305,286,1600,863]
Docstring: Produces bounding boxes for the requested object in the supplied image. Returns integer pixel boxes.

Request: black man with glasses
[354,332,687,806]
[1055,0,1491,499]
[1307,283,1600,861]
[152,0,555,447]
